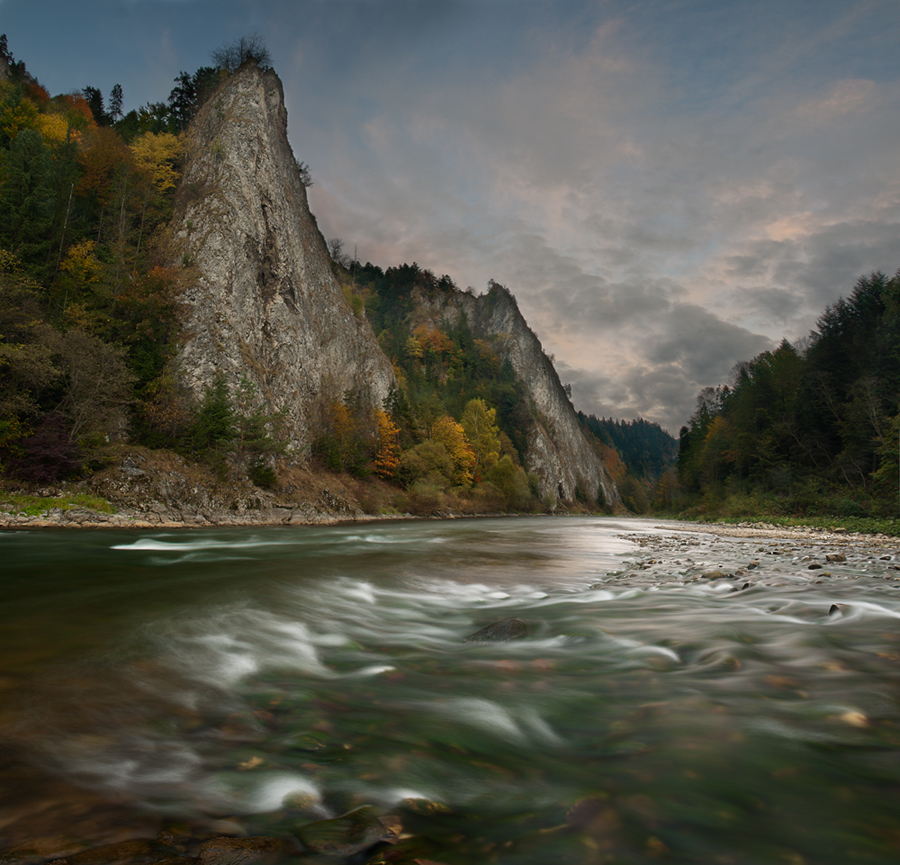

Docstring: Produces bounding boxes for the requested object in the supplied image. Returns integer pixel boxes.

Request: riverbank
[0,445,602,529]
[604,518,900,597]
[0,447,402,529]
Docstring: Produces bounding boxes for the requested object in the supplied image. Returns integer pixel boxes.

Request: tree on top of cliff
[210,34,272,74]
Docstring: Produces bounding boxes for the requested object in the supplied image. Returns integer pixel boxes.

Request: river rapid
[2,516,900,864]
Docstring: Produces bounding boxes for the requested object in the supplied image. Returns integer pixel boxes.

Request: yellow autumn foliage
[129,131,183,191]
[36,112,69,143]
[60,240,102,285]
[430,415,475,485]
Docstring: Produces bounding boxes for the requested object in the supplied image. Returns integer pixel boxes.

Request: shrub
[6,412,81,483]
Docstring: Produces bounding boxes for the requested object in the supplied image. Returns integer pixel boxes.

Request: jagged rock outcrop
[416,283,621,507]
[171,65,395,454]
[168,64,616,507]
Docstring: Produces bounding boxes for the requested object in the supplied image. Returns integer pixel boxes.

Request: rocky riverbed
[604,520,900,592]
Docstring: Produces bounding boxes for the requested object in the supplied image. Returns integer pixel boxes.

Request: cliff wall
[169,64,617,508]
[417,283,621,508]
[170,65,395,454]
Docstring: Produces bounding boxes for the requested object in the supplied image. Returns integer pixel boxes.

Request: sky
[3,0,899,433]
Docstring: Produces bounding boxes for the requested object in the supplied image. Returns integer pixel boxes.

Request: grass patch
[0,491,115,517]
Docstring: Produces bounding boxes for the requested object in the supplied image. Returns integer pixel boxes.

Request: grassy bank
[0,489,115,518]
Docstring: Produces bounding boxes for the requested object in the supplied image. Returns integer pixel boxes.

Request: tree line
[0,35,285,485]
[678,271,900,518]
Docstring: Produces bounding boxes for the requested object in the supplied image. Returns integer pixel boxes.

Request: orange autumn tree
[373,409,401,479]
[315,398,371,475]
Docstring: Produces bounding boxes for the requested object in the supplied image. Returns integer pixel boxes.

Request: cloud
[9,0,899,435]
[794,78,877,124]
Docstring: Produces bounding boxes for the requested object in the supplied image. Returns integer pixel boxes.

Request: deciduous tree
[373,409,401,479]
[461,398,500,480]
[430,415,475,485]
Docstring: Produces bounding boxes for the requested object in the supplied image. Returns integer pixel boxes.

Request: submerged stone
[197,836,285,865]
[294,806,396,856]
[65,839,181,865]
[465,617,529,644]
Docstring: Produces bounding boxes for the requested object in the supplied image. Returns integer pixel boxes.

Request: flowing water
[2,516,900,864]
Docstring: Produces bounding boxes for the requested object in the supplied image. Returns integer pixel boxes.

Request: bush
[247,456,277,488]
[6,412,81,483]
[485,455,533,511]
[405,481,446,515]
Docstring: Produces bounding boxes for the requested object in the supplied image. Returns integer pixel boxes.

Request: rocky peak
[416,282,621,507]
[171,65,395,455]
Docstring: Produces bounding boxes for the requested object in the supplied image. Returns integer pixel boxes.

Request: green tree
[82,86,107,126]
[461,397,501,480]
[0,129,56,273]
[0,256,59,449]
[192,372,235,455]
[108,84,123,123]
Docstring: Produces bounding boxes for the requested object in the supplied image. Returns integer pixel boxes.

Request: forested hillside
[332,262,598,512]
[0,34,203,482]
[0,36,626,515]
[577,414,678,512]
[678,270,900,518]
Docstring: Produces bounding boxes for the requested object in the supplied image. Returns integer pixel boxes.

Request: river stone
[700,570,731,580]
[197,836,286,865]
[294,806,393,856]
[465,617,529,643]
[65,839,181,865]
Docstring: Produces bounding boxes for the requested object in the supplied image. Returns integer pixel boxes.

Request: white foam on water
[519,707,565,745]
[247,773,323,813]
[839,600,900,620]
[112,536,292,552]
[61,738,202,795]
[264,620,334,677]
[384,787,442,805]
[343,664,397,677]
[335,579,378,605]
[431,698,532,744]
[626,644,681,664]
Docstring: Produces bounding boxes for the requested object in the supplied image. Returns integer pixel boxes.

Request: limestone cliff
[169,64,617,508]
[416,282,621,508]
[171,65,395,454]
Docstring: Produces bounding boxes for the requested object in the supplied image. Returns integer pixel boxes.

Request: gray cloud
[6,0,899,433]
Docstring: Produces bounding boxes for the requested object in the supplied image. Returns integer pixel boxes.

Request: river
[2,516,900,864]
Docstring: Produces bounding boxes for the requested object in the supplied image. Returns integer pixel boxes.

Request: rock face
[169,64,616,506]
[171,65,395,454]
[417,283,620,506]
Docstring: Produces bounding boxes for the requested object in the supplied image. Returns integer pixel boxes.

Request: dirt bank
[0,447,390,529]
